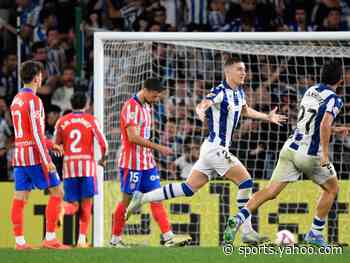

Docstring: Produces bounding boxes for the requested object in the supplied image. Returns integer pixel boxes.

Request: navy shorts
[64,176,97,202]
[14,165,61,191]
[119,167,160,194]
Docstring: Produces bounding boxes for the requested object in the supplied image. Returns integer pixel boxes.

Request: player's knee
[49,185,64,198]
[325,184,339,197]
[181,183,195,196]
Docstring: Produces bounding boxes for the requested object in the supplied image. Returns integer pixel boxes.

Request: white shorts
[191,140,242,179]
[271,141,337,185]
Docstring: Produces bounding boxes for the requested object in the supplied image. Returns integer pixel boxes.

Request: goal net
[94,33,350,247]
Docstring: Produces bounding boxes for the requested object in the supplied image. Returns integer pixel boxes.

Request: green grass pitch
[0,247,349,263]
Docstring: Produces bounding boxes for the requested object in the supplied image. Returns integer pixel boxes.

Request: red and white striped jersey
[119,95,155,170]
[10,88,53,167]
[54,112,107,179]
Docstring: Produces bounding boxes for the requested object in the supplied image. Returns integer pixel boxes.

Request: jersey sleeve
[53,118,63,145]
[28,97,52,165]
[206,87,224,104]
[325,96,343,118]
[92,117,108,157]
[121,101,139,127]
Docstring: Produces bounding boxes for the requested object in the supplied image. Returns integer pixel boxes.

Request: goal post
[93,32,350,247]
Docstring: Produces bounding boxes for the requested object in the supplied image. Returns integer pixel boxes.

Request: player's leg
[223,145,297,243]
[11,166,33,249]
[76,176,96,247]
[32,166,69,249]
[139,168,174,243]
[125,169,208,220]
[304,163,338,247]
[110,168,140,247]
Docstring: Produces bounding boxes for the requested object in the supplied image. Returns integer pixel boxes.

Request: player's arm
[331,126,350,137]
[195,99,213,122]
[196,88,224,121]
[126,126,172,156]
[320,112,333,166]
[92,118,108,167]
[28,98,55,173]
[241,105,287,126]
[51,119,64,156]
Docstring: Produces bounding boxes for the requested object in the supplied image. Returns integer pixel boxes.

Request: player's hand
[196,100,212,122]
[196,104,206,122]
[267,107,288,126]
[47,162,57,173]
[98,156,106,168]
[158,145,173,156]
[52,144,64,157]
[332,126,350,138]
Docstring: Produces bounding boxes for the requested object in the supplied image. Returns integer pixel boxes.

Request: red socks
[46,196,62,232]
[11,199,26,236]
[150,202,171,233]
[112,202,126,236]
[79,199,92,235]
[64,202,79,215]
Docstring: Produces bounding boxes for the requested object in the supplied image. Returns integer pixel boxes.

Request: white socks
[45,232,56,241]
[15,236,26,245]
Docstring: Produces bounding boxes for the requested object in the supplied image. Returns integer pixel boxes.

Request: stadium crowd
[1,0,350,181]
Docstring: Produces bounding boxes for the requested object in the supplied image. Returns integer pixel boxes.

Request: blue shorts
[14,165,61,191]
[64,177,97,202]
[119,167,160,195]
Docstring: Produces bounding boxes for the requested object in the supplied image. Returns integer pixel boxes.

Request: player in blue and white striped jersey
[225,60,348,247]
[126,57,287,244]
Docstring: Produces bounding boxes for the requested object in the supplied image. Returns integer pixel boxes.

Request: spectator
[0,52,17,102]
[47,28,66,73]
[45,104,61,138]
[288,5,316,31]
[317,7,348,31]
[51,65,76,112]
[17,0,41,27]
[171,136,201,179]
[0,97,12,181]
[33,8,57,43]
[208,0,226,31]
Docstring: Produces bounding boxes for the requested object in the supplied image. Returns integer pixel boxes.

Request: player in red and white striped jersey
[54,92,107,247]
[10,60,69,250]
[111,78,191,247]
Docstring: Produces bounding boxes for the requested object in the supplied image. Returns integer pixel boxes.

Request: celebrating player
[10,60,68,250]
[126,57,287,244]
[224,60,345,247]
[110,78,191,247]
[54,92,107,247]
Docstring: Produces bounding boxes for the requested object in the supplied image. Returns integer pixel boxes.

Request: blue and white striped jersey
[289,84,343,156]
[205,80,246,148]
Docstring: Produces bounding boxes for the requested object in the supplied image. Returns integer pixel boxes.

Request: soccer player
[54,92,107,247]
[10,60,69,250]
[110,78,191,247]
[126,57,287,244]
[224,60,345,247]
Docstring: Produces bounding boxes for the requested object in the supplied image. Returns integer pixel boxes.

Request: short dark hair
[321,60,343,85]
[47,104,61,114]
[32,41,46,54]
[70,92,87,110]
[224,56,242,68]
[143,78,164,92]
[20,60,44,84]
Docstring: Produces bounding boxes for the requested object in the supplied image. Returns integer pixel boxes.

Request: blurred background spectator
[0,0,349,181]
